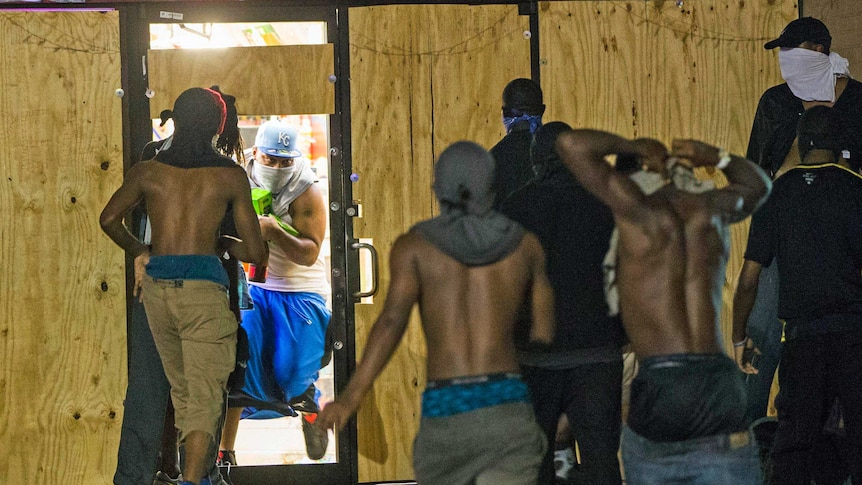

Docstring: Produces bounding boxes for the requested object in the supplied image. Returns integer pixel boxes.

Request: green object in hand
[250,187,300,236]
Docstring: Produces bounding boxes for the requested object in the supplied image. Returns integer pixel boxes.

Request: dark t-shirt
[490,124,535,211]
[502,170,624,356]
[747,79,862,176]
[745,164,862,321]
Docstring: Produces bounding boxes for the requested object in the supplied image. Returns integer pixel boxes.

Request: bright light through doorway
[149,21,336,467]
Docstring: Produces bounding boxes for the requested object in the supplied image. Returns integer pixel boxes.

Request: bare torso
[139,160,248,256]
[407,231,544,381]
[616,187,726,358]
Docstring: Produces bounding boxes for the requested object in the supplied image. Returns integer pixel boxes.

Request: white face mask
[253,162,297,194]
[778,48,851,102]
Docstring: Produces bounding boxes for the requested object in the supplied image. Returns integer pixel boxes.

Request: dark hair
[502,78,544,116]
[209,85,244,163]
[156,87,231,167]
[797,105,844,163]
[171,87,224,138]
[530,121,578,183]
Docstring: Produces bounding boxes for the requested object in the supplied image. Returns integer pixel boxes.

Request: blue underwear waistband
[145,255,229,287]
[421,373,529,418]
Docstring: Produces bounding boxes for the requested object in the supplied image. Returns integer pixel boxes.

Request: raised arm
[317,233,420,431]
[671,140,772,223]
[556,129,661,222]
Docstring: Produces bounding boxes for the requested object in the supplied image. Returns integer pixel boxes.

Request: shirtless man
[317,141,553,484]
[556,129,771,483]
[100,87,267,485]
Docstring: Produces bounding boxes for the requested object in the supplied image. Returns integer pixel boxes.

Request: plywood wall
[0,11,125,484]
[804,0,862,76]
[540,0,797,350]
[348,4,531,481]
[147,44,336,116]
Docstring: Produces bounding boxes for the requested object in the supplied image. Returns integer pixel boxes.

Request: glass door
[127,4,355,484]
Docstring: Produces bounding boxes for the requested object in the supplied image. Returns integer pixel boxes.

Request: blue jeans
[621,426,762,485]
[744,263,783,424]
[114,300,172,485]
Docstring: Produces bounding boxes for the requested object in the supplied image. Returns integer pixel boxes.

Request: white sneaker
[554,447,575,482]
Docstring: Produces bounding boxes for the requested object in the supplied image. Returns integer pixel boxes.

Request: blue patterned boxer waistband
[422,372,529,418]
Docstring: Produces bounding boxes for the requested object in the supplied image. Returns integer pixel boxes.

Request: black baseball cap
[764,17,831,50]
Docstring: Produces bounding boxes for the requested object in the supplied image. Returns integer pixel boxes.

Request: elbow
[99,210,118,233]
[250,245,269,267]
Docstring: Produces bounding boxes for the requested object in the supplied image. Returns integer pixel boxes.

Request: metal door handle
[351,240,379,299]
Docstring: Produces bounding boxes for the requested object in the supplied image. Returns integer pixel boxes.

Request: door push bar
[351,240,379,300]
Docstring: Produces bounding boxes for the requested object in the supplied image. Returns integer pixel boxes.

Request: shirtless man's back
[100,87,267,485]
[318,141,553,485]
[557,129,770,484]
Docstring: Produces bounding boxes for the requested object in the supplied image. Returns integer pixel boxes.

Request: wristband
[733,338,747,348]
[716,148,731,170]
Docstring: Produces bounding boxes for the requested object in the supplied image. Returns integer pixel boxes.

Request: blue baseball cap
[254,120,302,158]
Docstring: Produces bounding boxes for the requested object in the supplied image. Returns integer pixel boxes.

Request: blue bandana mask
[503,113,543,135]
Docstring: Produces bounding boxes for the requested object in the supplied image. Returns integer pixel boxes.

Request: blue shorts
[238,286,330,417]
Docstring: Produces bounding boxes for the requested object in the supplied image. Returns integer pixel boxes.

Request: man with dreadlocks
[112,86,248,485]
[318,141,553,484]
[101,87,267,485]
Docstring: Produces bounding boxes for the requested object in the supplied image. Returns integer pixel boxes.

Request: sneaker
[154,470,182,485]
[301,413,329,460]
[554,447,575,483]
[216,449,237,467]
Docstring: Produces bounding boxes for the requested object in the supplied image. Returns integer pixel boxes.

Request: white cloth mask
[779,48,851,102]
[252,162,297,194]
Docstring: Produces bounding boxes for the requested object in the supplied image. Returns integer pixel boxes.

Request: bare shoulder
[394,230,426,256]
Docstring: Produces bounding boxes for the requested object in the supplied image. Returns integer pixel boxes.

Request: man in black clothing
[502,122,625,484]
[739,17,862,430]
[491,78,545,210]
[733,106,862,484]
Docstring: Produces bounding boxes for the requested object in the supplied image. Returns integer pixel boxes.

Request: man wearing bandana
[734,106,862,484]
[502,122,625,485]
[218,120,332,463]
[491,78,546,210]
[100,87,269,485]
[738,17,862,439]
[317,141,554,484]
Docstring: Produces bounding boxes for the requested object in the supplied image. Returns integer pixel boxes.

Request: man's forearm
[721,155,772,214]
[732,262,762,342]
[102,220,148,257]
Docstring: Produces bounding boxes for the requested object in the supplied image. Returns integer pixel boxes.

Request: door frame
[121,3,358,484]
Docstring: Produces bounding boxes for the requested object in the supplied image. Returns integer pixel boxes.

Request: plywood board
[349,4,530,482]
[540,0,797,351]
[147,44,335,116]
[804,0,862,78]
[0,11,125,484]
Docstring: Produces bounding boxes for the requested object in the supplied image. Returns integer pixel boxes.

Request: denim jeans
[621,426,762,485]
[744,263,783,424]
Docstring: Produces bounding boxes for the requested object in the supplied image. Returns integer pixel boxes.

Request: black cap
[764,17,831,50]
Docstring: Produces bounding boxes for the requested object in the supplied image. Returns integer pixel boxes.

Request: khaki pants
[142,278,236,443]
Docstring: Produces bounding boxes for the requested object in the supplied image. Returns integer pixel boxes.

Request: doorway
[127,4,356,484]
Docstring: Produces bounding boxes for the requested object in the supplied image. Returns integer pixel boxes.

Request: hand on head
[670,139,721,168]
[631,138,669,173]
